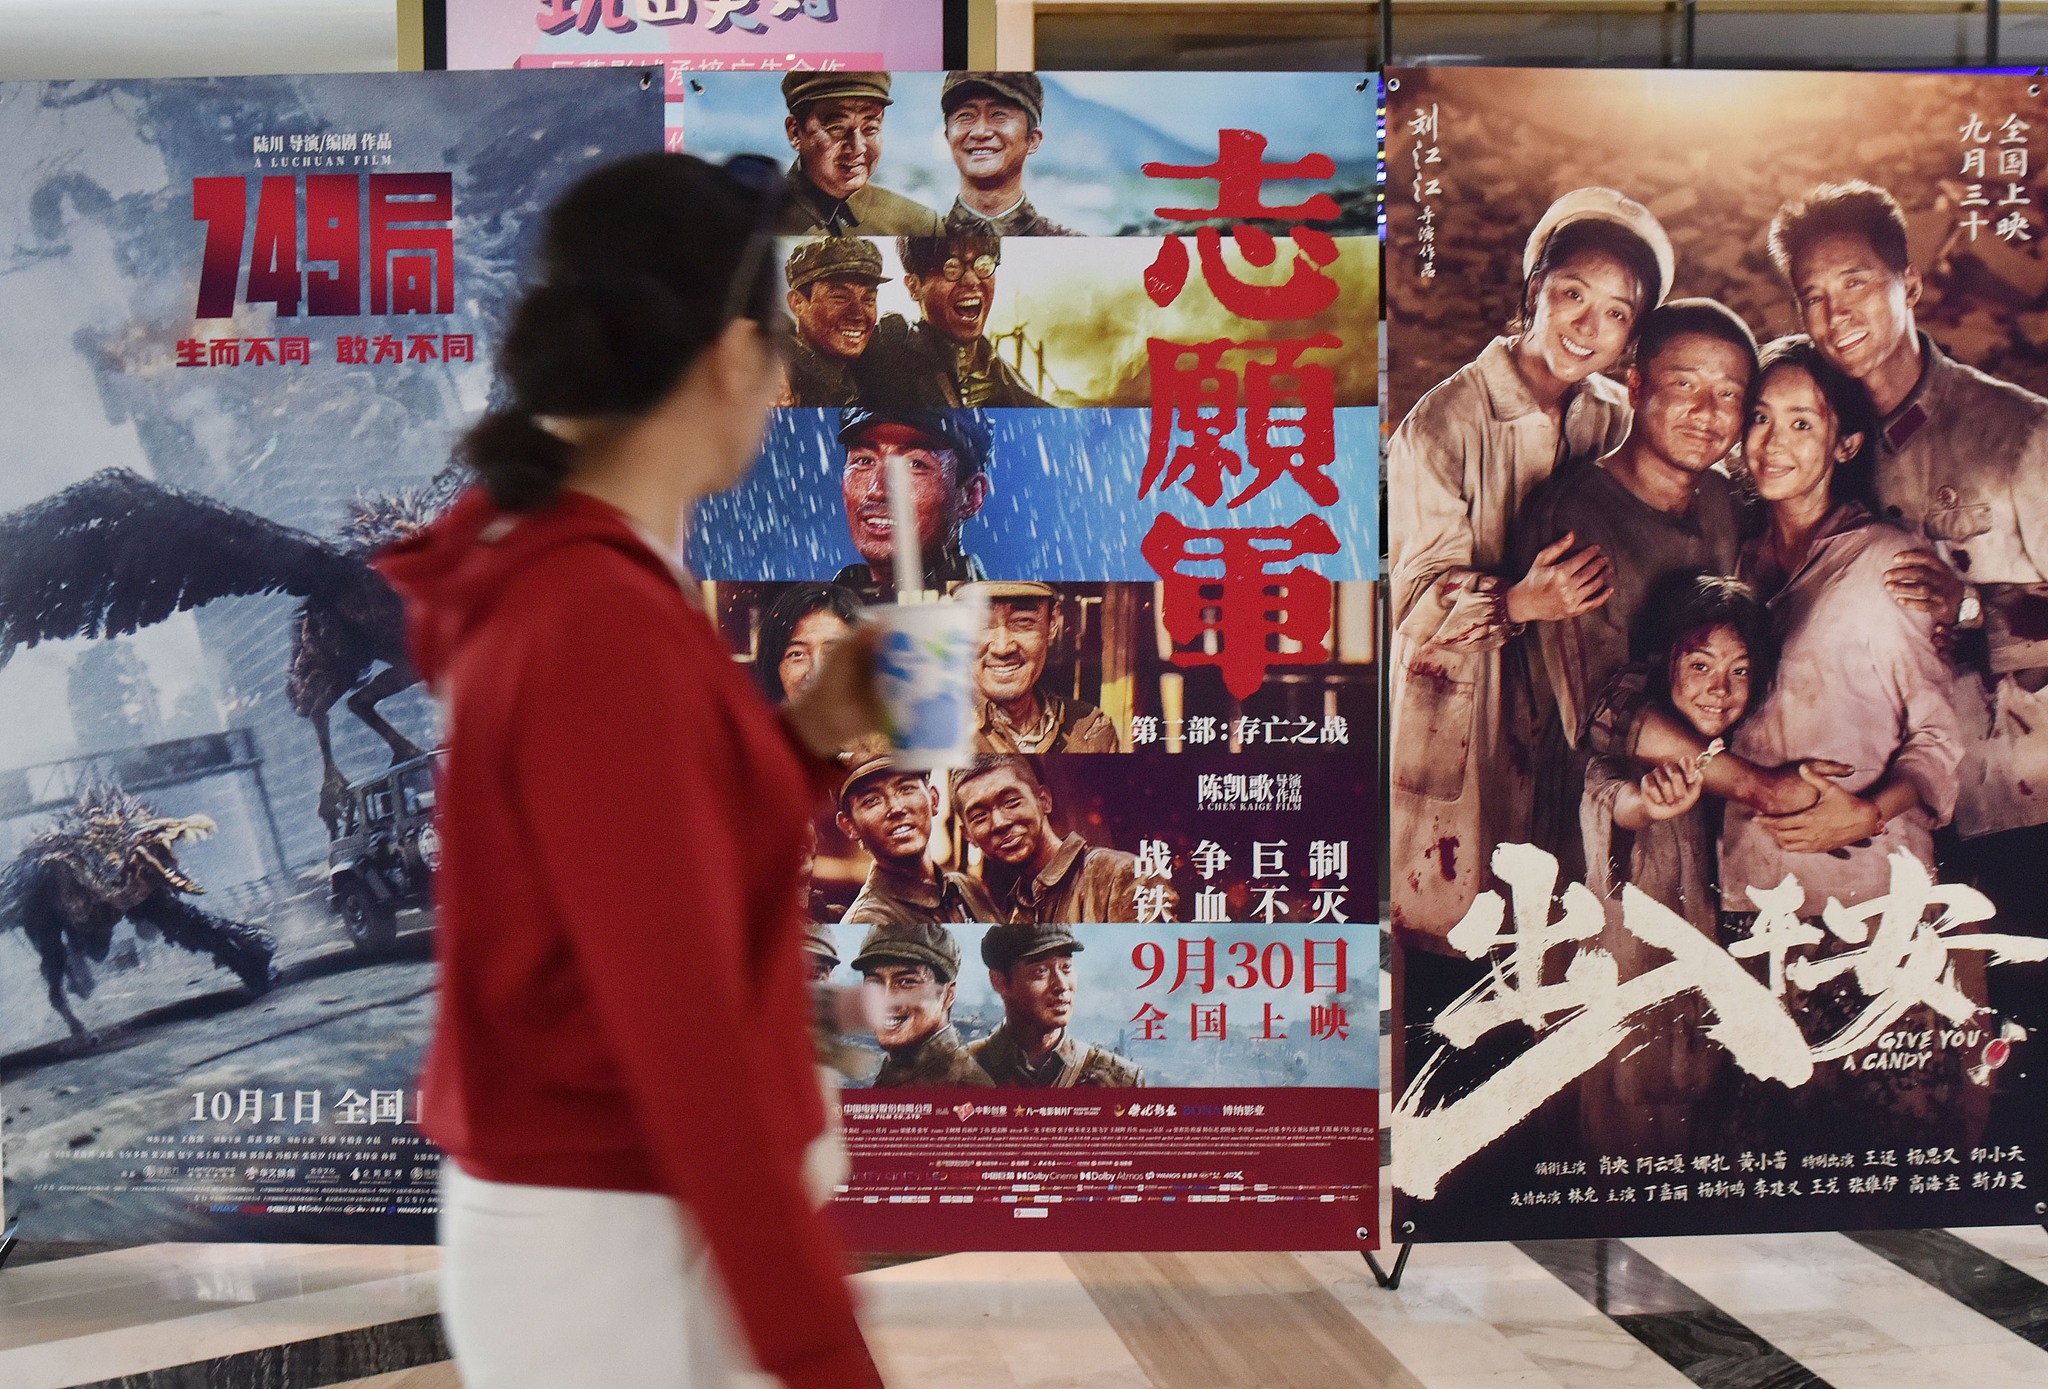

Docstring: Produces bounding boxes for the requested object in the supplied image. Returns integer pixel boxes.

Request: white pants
[438,1162,756,1389]
[438,1073,847,1389]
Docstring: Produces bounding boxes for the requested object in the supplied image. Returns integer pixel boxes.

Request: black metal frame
[945,0,970,67]
[1364,1242,1413,1289]
[423,0,445,70]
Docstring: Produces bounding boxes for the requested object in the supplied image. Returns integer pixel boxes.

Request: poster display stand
[682,66,1381,1253]
[19,7,2047,1278]
[0,68,665,1244]
[1385,65,2048,1245]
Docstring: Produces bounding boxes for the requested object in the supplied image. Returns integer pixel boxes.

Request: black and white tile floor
[6,971,2042,1387]
[3,1224,2046,1388]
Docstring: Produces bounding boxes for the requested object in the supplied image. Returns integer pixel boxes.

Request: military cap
[940,72,1045,127]
[1524,186,1676,308]
[964,581,1055,603]
[980,921,1084,974]
[852,920,963,982]
[837,738,903,805]
[783,71,893,115]
[785,236,889,293]
[803,921,840,967]
[838,405,992,475]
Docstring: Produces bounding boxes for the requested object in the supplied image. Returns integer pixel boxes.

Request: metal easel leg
[0,1219,20,1272]
[1364,1242,1413,1289]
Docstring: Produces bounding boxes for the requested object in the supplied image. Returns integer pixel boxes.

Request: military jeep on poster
[327,751,444,950]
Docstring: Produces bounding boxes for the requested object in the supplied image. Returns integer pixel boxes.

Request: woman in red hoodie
[377,154,885,1389]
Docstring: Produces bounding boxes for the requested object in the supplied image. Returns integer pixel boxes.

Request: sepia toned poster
[0,71,663,1242]
[1386,67,2048,1240]
[698,68,1381,1250]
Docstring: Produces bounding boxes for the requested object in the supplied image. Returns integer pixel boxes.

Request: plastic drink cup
[858,448,987,769]
[864,590,987,770]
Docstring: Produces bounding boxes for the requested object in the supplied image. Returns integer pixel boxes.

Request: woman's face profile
[1668,622,1752,739]
[701,319,787,494]
[1525,248,1641,385]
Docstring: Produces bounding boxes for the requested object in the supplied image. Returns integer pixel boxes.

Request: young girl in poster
[1577,574,1775,1156]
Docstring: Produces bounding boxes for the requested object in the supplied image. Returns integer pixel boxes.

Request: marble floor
[4,1223,2047,1389]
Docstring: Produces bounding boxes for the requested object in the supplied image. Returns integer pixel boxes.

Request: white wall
[0,0,397,82]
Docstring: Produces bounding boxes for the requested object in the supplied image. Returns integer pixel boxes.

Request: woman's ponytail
[461,152,775,512]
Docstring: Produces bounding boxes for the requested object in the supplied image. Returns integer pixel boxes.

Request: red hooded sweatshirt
[376,486,880,1389]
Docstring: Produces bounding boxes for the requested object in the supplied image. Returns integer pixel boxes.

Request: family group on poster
[1386,69,2048,1238]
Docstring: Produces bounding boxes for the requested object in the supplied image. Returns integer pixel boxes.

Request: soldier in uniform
[963,581,1120,753]
[776,72,944,237]
[781,238,887,407]
[853,921,995,1087]
[802,921,840,985]
[950,754,1146,923]
[833,405,993,601]
[1770,182,2048,949]
[860,237,1051,410]
[837,747,999,925]
[939,72,1077,237]
[970,922,1143,1087]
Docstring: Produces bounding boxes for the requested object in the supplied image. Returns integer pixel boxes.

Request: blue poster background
[689,407,1381,580]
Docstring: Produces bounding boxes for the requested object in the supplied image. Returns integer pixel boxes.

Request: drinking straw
[886,452,922,605]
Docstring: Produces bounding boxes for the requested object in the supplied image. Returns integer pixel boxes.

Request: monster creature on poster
[0,70,660,1241]
[1386,68,2048,1239]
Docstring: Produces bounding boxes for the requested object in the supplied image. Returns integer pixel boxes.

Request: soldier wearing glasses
[863,236,1050,410]
[775,72,943,238]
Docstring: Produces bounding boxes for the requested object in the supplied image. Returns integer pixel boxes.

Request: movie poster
[0,71,663,1242]
[445,0,948,140]
[696,68,1381,1250]
[1385,67,2048,1241]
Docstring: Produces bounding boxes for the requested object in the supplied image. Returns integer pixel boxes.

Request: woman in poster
[1716,336,1981,1151]
[1387,187,1673,962]
[1717,336,1959,917]
[755,581,864,702]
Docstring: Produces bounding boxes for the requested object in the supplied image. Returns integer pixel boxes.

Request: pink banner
[514,52,888,100]
[450,0,943,74]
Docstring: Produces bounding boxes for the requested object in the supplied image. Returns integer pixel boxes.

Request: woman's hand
[1884,548,1965,626]
[1505,531,1614,624]
[1757,762,1882,854]
[1637,760,1704,822]
[785,624,885,759]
